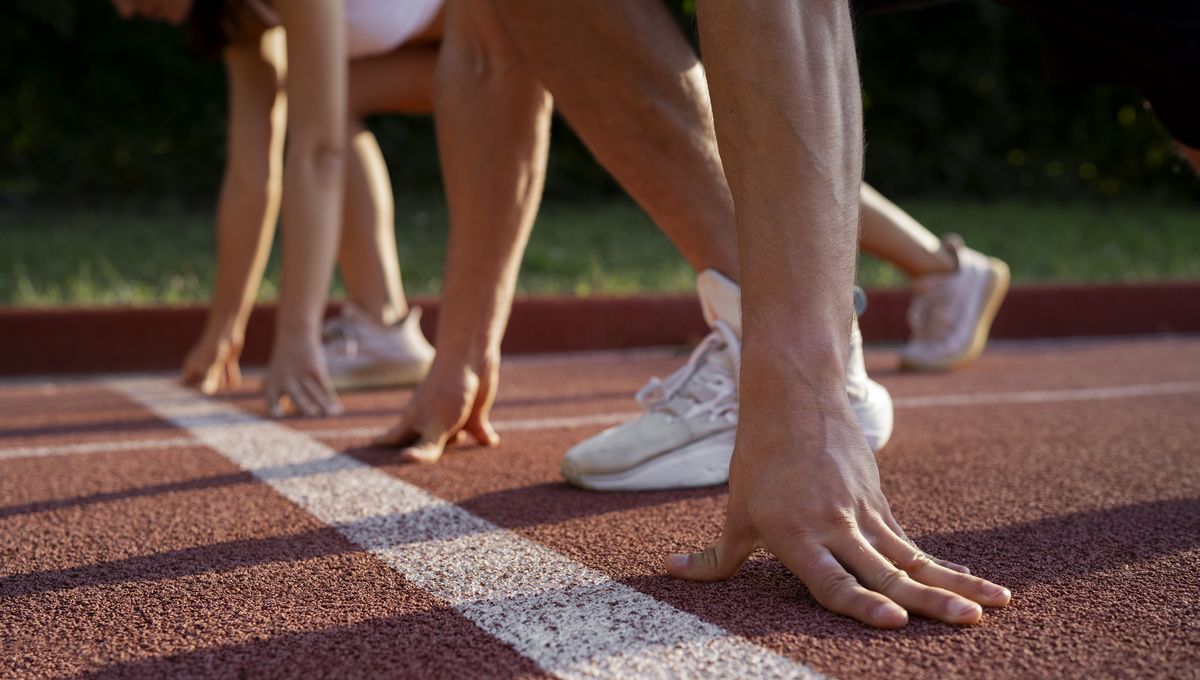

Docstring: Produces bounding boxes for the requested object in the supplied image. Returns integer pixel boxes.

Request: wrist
[274,295,324,336]
[741,327,848,388]
[273,315,321,348]
[434,335,496,370]
[432,313,501,367]
[202,312,246,345]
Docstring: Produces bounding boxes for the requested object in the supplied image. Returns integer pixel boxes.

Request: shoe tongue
[655,333,735,416]
[340,301,380,328]
[696,269,742,337]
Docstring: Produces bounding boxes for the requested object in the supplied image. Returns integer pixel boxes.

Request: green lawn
[2,195,1197,307]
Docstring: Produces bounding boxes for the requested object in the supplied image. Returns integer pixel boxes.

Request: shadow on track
[0,471,256,520]
[0,529,354,598]
[68,608,543,679]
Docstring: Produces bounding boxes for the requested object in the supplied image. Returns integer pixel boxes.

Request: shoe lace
[908,280,957,343]
[322,315,360,357]
[635,320,740,422]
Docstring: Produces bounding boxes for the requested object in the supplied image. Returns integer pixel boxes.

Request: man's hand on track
[666,383,1011,628]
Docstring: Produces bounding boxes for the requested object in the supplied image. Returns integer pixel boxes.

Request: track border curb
[3,281,1198,376]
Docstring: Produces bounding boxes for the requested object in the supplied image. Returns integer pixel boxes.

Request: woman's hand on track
[264,332,342,417]
[373,353,500,463]
[181,332,243,395]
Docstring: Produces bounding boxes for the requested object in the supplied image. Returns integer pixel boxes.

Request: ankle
[933,240,959,274]
[350,299,408,327]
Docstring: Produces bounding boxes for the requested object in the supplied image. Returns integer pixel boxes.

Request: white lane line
[5,381,1200,462]
[0,436,197,460]
[891,381,1200,409]
[109,378,821,680]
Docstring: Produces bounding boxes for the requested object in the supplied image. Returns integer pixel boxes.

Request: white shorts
[346,0,444,59]
[245,0,443,60]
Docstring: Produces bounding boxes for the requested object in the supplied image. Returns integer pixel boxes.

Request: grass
[2,195,1198,307]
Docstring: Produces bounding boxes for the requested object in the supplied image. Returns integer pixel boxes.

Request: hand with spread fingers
[264,332,342,418]
[181,330,244,395]
[374,353,500,463]
[666,381,1011,628]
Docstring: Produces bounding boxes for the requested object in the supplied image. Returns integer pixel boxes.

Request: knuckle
[897,551,933,576]
[819,505,859,534]
[816,569,859,607]
[874,567,907,596]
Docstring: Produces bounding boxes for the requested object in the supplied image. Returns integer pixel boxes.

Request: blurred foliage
[1,0,1195,209]
[853,1,1195,201]
[6,197,1198,305]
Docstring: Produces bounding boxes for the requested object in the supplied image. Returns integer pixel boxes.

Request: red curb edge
[2,282,1198,377]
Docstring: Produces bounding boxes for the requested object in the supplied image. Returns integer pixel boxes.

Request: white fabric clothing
[246,0,443,59]
[344,0,443,59]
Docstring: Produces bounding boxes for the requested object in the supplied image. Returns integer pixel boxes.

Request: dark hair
[187,0,237,57]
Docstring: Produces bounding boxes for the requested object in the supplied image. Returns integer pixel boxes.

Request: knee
[438,0,526,82]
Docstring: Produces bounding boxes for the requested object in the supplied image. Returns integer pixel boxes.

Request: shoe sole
[901,258,1011,373]
[564,381,893,492]
[563,429,736,492]
[854,378,894,452]
[330,360,432,392]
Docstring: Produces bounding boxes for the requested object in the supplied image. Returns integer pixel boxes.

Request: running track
[2,337,1198,678]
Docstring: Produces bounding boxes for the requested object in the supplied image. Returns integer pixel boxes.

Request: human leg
[493,0,739,278]
[486,0,887,489]
[322,43,442,389]
[337,122,409,325]
[859,183,955,277]
[336,44,440,322]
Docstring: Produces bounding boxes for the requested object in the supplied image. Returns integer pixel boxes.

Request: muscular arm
[182,29,287,393]
[263,0,347,416]
[668,0,1011,628]
[376,0,552,461]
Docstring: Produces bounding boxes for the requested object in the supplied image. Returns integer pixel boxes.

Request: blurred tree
[1,0,1194,208]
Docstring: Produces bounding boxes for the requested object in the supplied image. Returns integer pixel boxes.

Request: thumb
[373,415,420,448]
[399,430,450,464]
[665,521,756,582]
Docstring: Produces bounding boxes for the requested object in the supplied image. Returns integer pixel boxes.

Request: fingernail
[951,599,982,619]
[666,554,690,571]
[874,602,907,625]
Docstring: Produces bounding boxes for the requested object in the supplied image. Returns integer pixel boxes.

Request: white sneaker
[900,236,1010,372]
[560,271,893,492]
[323,303,435,391]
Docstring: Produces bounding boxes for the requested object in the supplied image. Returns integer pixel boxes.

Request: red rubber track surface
[2,337,1198,678]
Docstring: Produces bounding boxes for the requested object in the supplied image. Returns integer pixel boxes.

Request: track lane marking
[0,436,198,460]
[108,378,821,680]
[891,381,1200,408]
[5,380,1200,462]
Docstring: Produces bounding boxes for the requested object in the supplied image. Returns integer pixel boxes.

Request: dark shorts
[851,0,1200,147]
